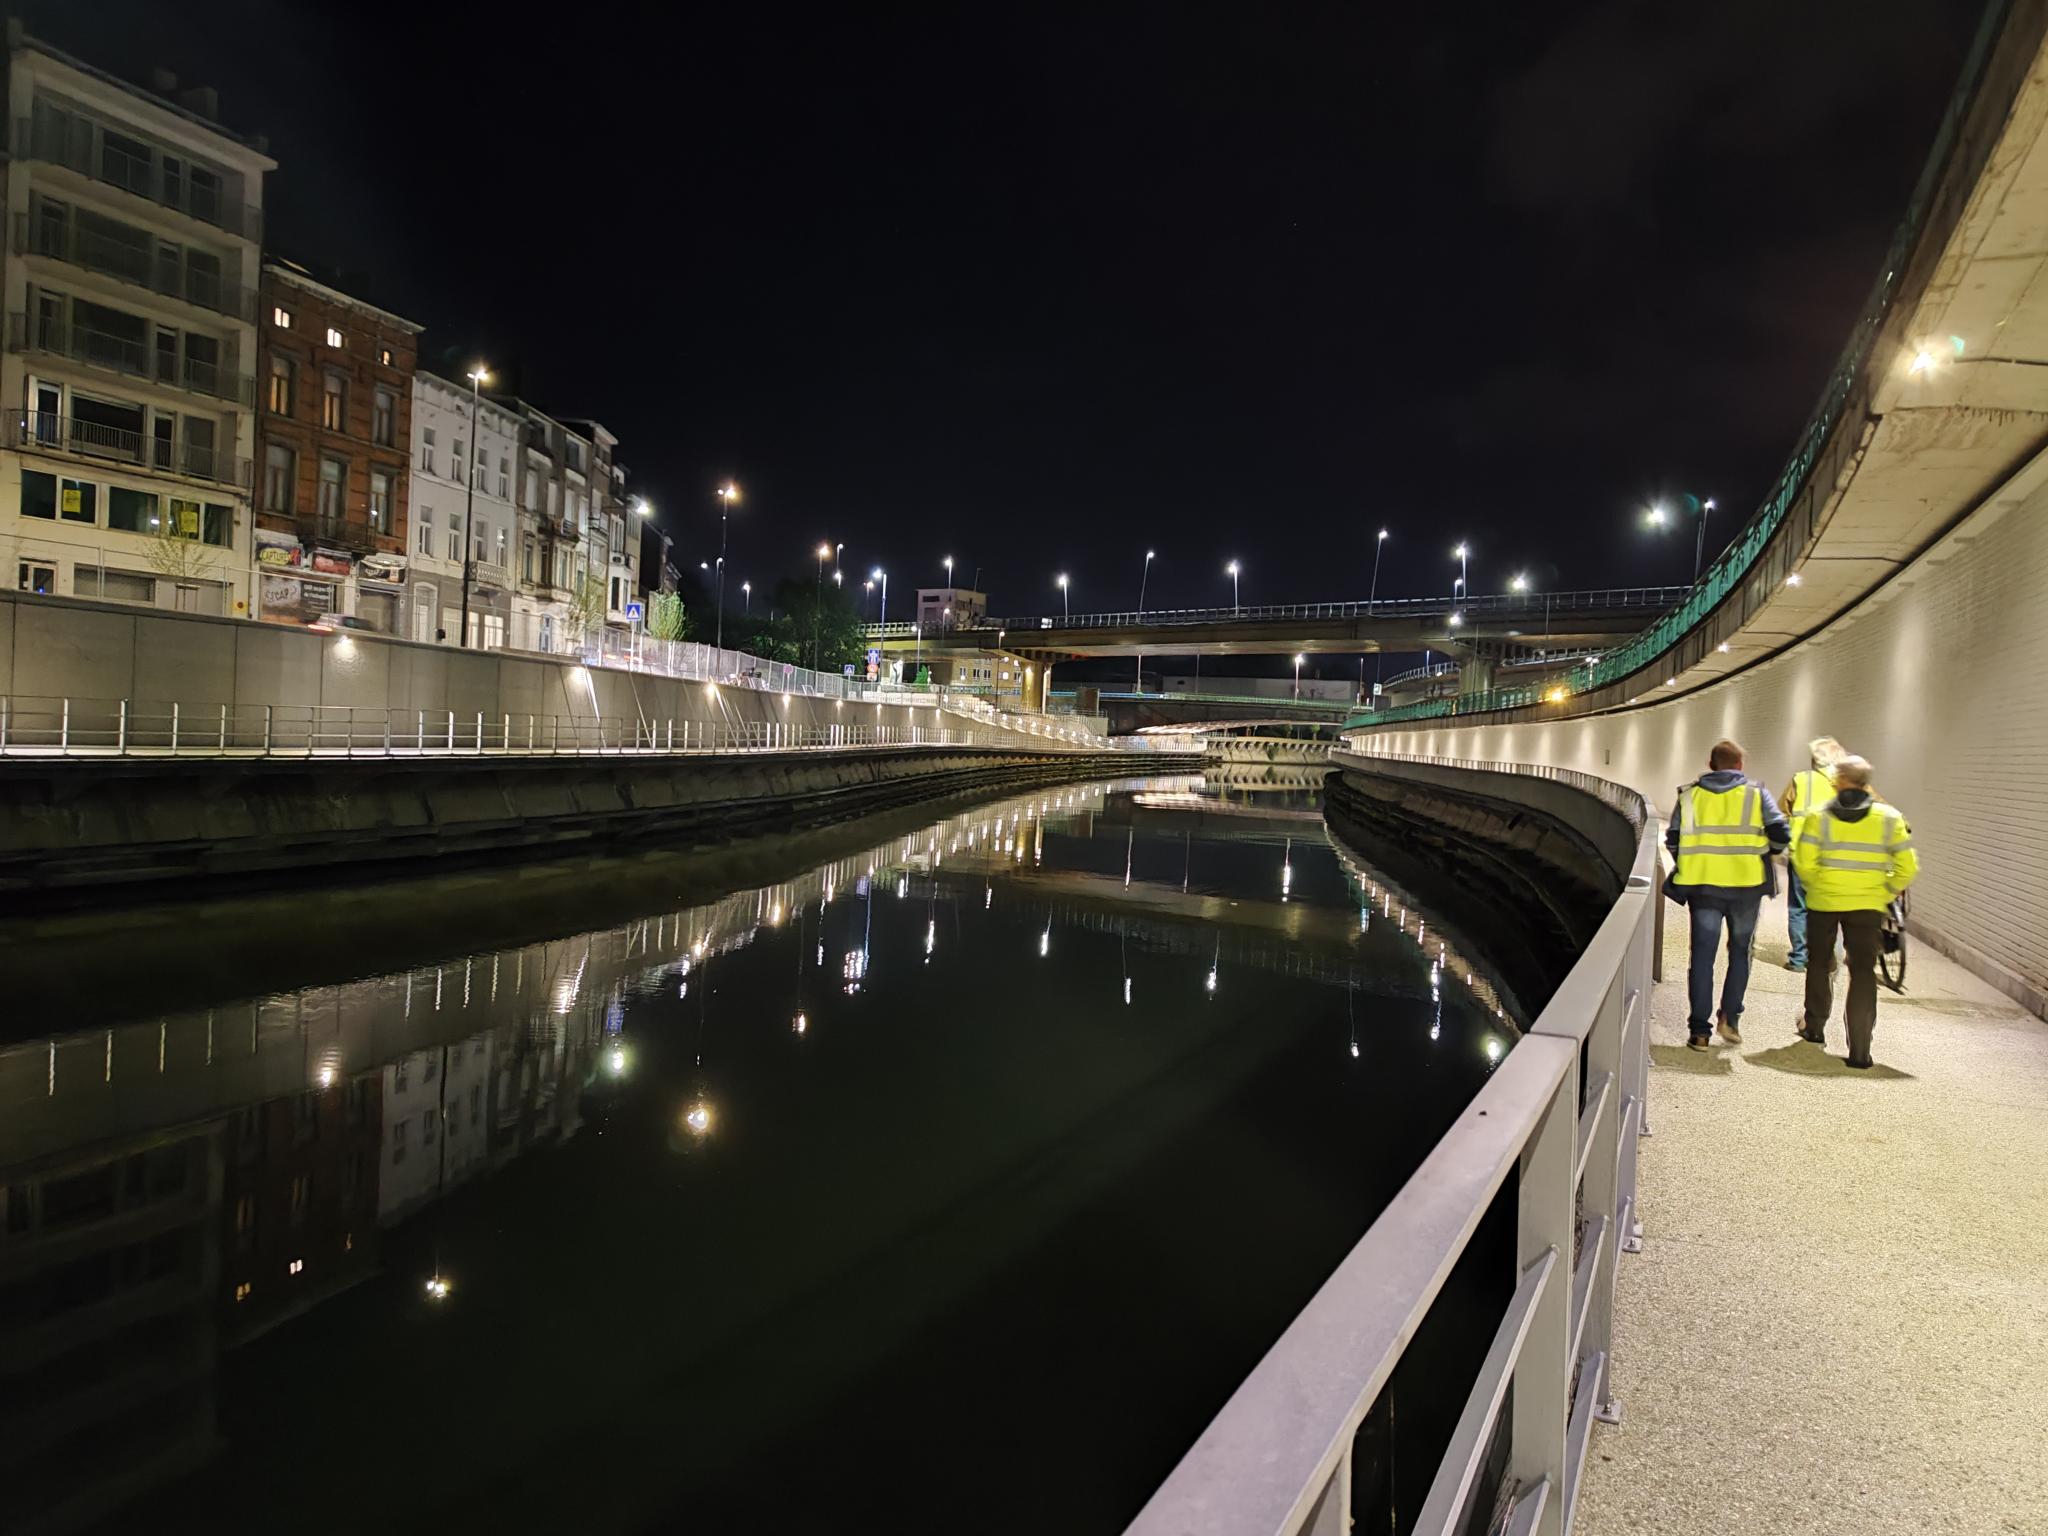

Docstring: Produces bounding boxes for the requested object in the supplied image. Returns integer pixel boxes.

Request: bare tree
[142,512,224,586]
[567,570,609,642]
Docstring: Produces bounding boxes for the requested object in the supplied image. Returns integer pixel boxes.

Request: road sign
[625,600,644,623]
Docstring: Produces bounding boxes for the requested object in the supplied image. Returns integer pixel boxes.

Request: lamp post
[1226,560,1240,615]
[1369,528,1387,614]
[1134,549,1155,692]
[742,580,752,616]
[871,568,888,678]
[715,481,739,647]
[942,555,954,629]
[1293,652,1305,700]
[1696,498,1716,582]
[815,542,831,669]
[1453,542,1467,603]
[1056,572,1069,622]
[458,364,489,648]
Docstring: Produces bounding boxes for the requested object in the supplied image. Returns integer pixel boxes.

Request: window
[273,305,293,329]
[417,505,434,556]
[452,440,466,481]
[321,371,346,431]
[268,355,294,414]
[498,456,510,498]
[234,1194,256,1236]
[75,567,154,603]
[264,443,295,513]
[470,1083,483,1120]
[448,518,463,564]
[234,1281,252,1303]
[496,526,509,568]
[58,478,98,525]
[108,486,160,532]
[372,388,395,446]
[483,612,505,649]
[421,426,436,474]
[318,457,344,525]
[377,345,394,367]
[422,1109,437,1146]
[424,1054,438,1084]
[471,518,488,563]
[522,536,535,583]
[184,333,220,393]
[391,1119,407,1163]
[369,469,393,535]
[21,470,57,520]
[19,561,56,594]
[325,326,343,349]
[289,1174,310,1224]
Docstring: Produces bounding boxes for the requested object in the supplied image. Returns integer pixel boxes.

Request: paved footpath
[1575,892,2048,1536]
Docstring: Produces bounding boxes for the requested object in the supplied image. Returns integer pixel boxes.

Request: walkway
[1577,892,2048,1535]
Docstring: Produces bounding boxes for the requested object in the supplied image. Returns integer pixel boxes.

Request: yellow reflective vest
[1792,800,1919,911]
[1673,780,1770,890]
[1784,768,1832,850]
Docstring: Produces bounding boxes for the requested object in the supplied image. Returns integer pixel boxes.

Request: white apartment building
[376,1032,495,1223]
[1,26,273,617]
[408,369,520,647]
[562,417,638,627]
[514,403,600,654]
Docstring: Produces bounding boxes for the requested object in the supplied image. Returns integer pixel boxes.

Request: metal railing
[0,695,1199,760]
[1129,754,1654,1536]
[9,313,253,407]
[862,587,1687,639]
[6,409,251,489]
[15,213,256,321]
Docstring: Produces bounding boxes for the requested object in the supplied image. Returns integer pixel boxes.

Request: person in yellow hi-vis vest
[1792,756,1919,1068]
[1778,736,1843,971]
[1666,739,1790,1051]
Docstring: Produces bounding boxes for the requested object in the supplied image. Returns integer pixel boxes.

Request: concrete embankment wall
[1353,455,2048,1015]
[0,588,939,738]
[1324,752,1643,1022]
[0,747,1188,905]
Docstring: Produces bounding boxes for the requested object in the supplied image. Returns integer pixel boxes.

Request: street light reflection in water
[0,773,1518,1534]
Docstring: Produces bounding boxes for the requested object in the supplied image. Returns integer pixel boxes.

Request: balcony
[16,213,256,322]
[10,312,254,407]
[16,117,263,242]
[292,512,388,554]
[543,515,580,544]
[6,410,252,490]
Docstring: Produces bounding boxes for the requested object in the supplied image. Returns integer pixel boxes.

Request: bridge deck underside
[1577,889,2048,1535]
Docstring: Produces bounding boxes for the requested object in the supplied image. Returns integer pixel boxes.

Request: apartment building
[1,24,273,618]
[409,369,520,647]
[512,402,600,653]
[252,261,420,631]
[561,416,638,626]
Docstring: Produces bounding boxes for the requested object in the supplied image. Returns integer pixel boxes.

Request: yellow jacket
[1792,792,1918,911]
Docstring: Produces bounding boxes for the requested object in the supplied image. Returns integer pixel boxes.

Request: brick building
[252,259,420,632]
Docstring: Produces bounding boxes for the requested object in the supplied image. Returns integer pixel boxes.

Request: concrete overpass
[867,586,1684,665]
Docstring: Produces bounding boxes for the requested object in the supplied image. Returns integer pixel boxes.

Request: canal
[0,774,1517,1535]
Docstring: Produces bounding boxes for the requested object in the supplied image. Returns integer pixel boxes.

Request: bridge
[866,586,1684,663]
[1139,3,2048,1533]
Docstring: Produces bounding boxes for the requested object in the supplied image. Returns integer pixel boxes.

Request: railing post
[61,696,70,754]
[475,712,484,754]
[1511,1049,1576,1536]
[263,703,272,754]
[170,700,179,752]
[502,712,509,752]
[446,710,455,751]
[118,698,128,753]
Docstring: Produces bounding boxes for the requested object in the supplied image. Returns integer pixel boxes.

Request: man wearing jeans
[1666,739,1790,1050]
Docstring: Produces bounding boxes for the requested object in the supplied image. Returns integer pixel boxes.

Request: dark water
[0,775,1516,1535]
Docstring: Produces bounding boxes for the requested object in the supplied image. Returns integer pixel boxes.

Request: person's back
[1779,735,1843,971]
[1792,756,1918,1067]
[1667,738,1789,1049]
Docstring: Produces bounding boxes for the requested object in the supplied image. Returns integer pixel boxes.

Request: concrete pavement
[1576,892,2048,1536]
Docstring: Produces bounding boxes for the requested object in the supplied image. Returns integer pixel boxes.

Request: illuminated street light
[1135,550,1156,692]
[683,1099,714,1137]
[458,363,490,650]
[1510,573,1529,593]
[425,1274,453,1301]
[741,580,752,615]
[714,482,740,648]
[1056,572,1069,622]
[1226,560,1240,614]
[1293,652,1306,700]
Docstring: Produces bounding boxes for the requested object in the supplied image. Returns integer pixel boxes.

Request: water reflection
[0,774,1516,1535]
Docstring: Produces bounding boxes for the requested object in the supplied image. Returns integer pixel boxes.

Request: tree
[143,512,222,584]
[566,571,609,642]
[648,590,691,641]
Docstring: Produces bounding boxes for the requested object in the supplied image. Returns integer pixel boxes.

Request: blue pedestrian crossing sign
[626,600,644,623]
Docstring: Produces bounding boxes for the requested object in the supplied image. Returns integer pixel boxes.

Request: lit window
[288,1257,305,1275]
[234,1281,253,1303]
[377,346,394,367]
[325,326,343,349]
[272,305,292,328]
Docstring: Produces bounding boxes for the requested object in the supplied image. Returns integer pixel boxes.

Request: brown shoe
[1716,1011,1742,1046]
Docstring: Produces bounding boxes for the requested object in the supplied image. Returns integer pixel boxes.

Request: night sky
[39,0,1987,634]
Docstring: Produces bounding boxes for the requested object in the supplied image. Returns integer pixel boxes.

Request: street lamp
[458,364,489,649]
[871,569,889,678]
[1453,542,1468,602]
[942,555,954,628]
[1134,549,1155,692]
[714,481,740,647]
[742,580,752,615]
[815,542,832,668]
[1056,572,1069,622]
[1510,573,1528,592]
[1226,560,1240,615]
[1697,498,1716,581]
[1293,652,1306,699]
[1369,529,1389,700]
[634,496,672,595]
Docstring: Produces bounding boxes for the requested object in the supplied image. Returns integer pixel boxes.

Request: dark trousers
[1686,892,1761,1035]
[1786,865,1808,967]
[1803,907,1885,1063]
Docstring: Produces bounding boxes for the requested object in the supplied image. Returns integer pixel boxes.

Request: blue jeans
[1787,865,1808,967]
[1688,893,1761,1035]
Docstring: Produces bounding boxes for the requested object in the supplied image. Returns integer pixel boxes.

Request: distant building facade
[1,24,273,618]
[916,585,987,631]
[407,370,520,647]
[251,261,419,631]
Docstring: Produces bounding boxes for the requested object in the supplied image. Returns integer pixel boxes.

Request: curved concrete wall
[1355,445,2048,1014]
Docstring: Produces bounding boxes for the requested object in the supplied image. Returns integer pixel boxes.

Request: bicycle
[1878,890,1910,994]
